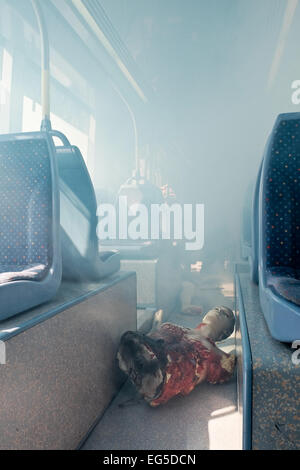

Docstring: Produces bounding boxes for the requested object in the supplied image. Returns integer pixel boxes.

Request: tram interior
[0,0,299,451]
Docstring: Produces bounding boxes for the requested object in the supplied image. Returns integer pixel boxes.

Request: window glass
[22,95,95,166]
[0,47,12,133]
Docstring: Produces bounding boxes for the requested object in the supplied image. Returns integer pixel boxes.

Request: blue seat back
[0,132,61,320]
[241,182,253,260]
[258,114,300,341]
[261,115,300,273]
[249,161,263,283]
[51,131,120,281]
[0,137,52,271]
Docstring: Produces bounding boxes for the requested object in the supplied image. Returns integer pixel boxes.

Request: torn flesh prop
[117,306,236,407]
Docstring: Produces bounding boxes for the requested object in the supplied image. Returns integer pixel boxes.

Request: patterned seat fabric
[0,139,52,284]
[242,183,253,249]
[264,118,300,305]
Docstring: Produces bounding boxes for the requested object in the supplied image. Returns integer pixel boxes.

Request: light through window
[22,96,95,168]
[0,48,13,133]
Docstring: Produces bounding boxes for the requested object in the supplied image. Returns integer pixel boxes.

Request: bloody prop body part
[117,306,235,407]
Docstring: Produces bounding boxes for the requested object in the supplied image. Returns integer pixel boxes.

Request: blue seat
[259,113,300,341]
[0,132,61,321]
[51,131,120,281]
[241,182,253,261]
[249,161,263,284]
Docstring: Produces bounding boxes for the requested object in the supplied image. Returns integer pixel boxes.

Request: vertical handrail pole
[112,85,140,179]
[31,0,51,131]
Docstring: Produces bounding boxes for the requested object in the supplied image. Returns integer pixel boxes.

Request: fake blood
[149,323,234,407]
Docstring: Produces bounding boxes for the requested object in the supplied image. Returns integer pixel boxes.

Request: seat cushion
[0,264,48,285]
[267,267,300,306]
[100,240,161,260]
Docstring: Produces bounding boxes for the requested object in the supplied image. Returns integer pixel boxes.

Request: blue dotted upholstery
[0,139,52,284]
[242,183,253,253]
[263,118,300,306]
[0,132,61,321]
[249,161,263,284]
[53,131,120,281]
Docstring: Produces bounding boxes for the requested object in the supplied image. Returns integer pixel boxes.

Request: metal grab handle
[49,130,71,148]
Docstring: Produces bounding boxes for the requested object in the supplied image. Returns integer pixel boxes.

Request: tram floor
[82,262,240,451]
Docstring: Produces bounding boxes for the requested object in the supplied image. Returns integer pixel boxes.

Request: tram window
[0,47,12,133]
[2,2,98,175]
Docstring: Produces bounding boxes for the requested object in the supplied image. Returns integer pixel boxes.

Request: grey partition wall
[0,272,136,450]
[236,265,300,450]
